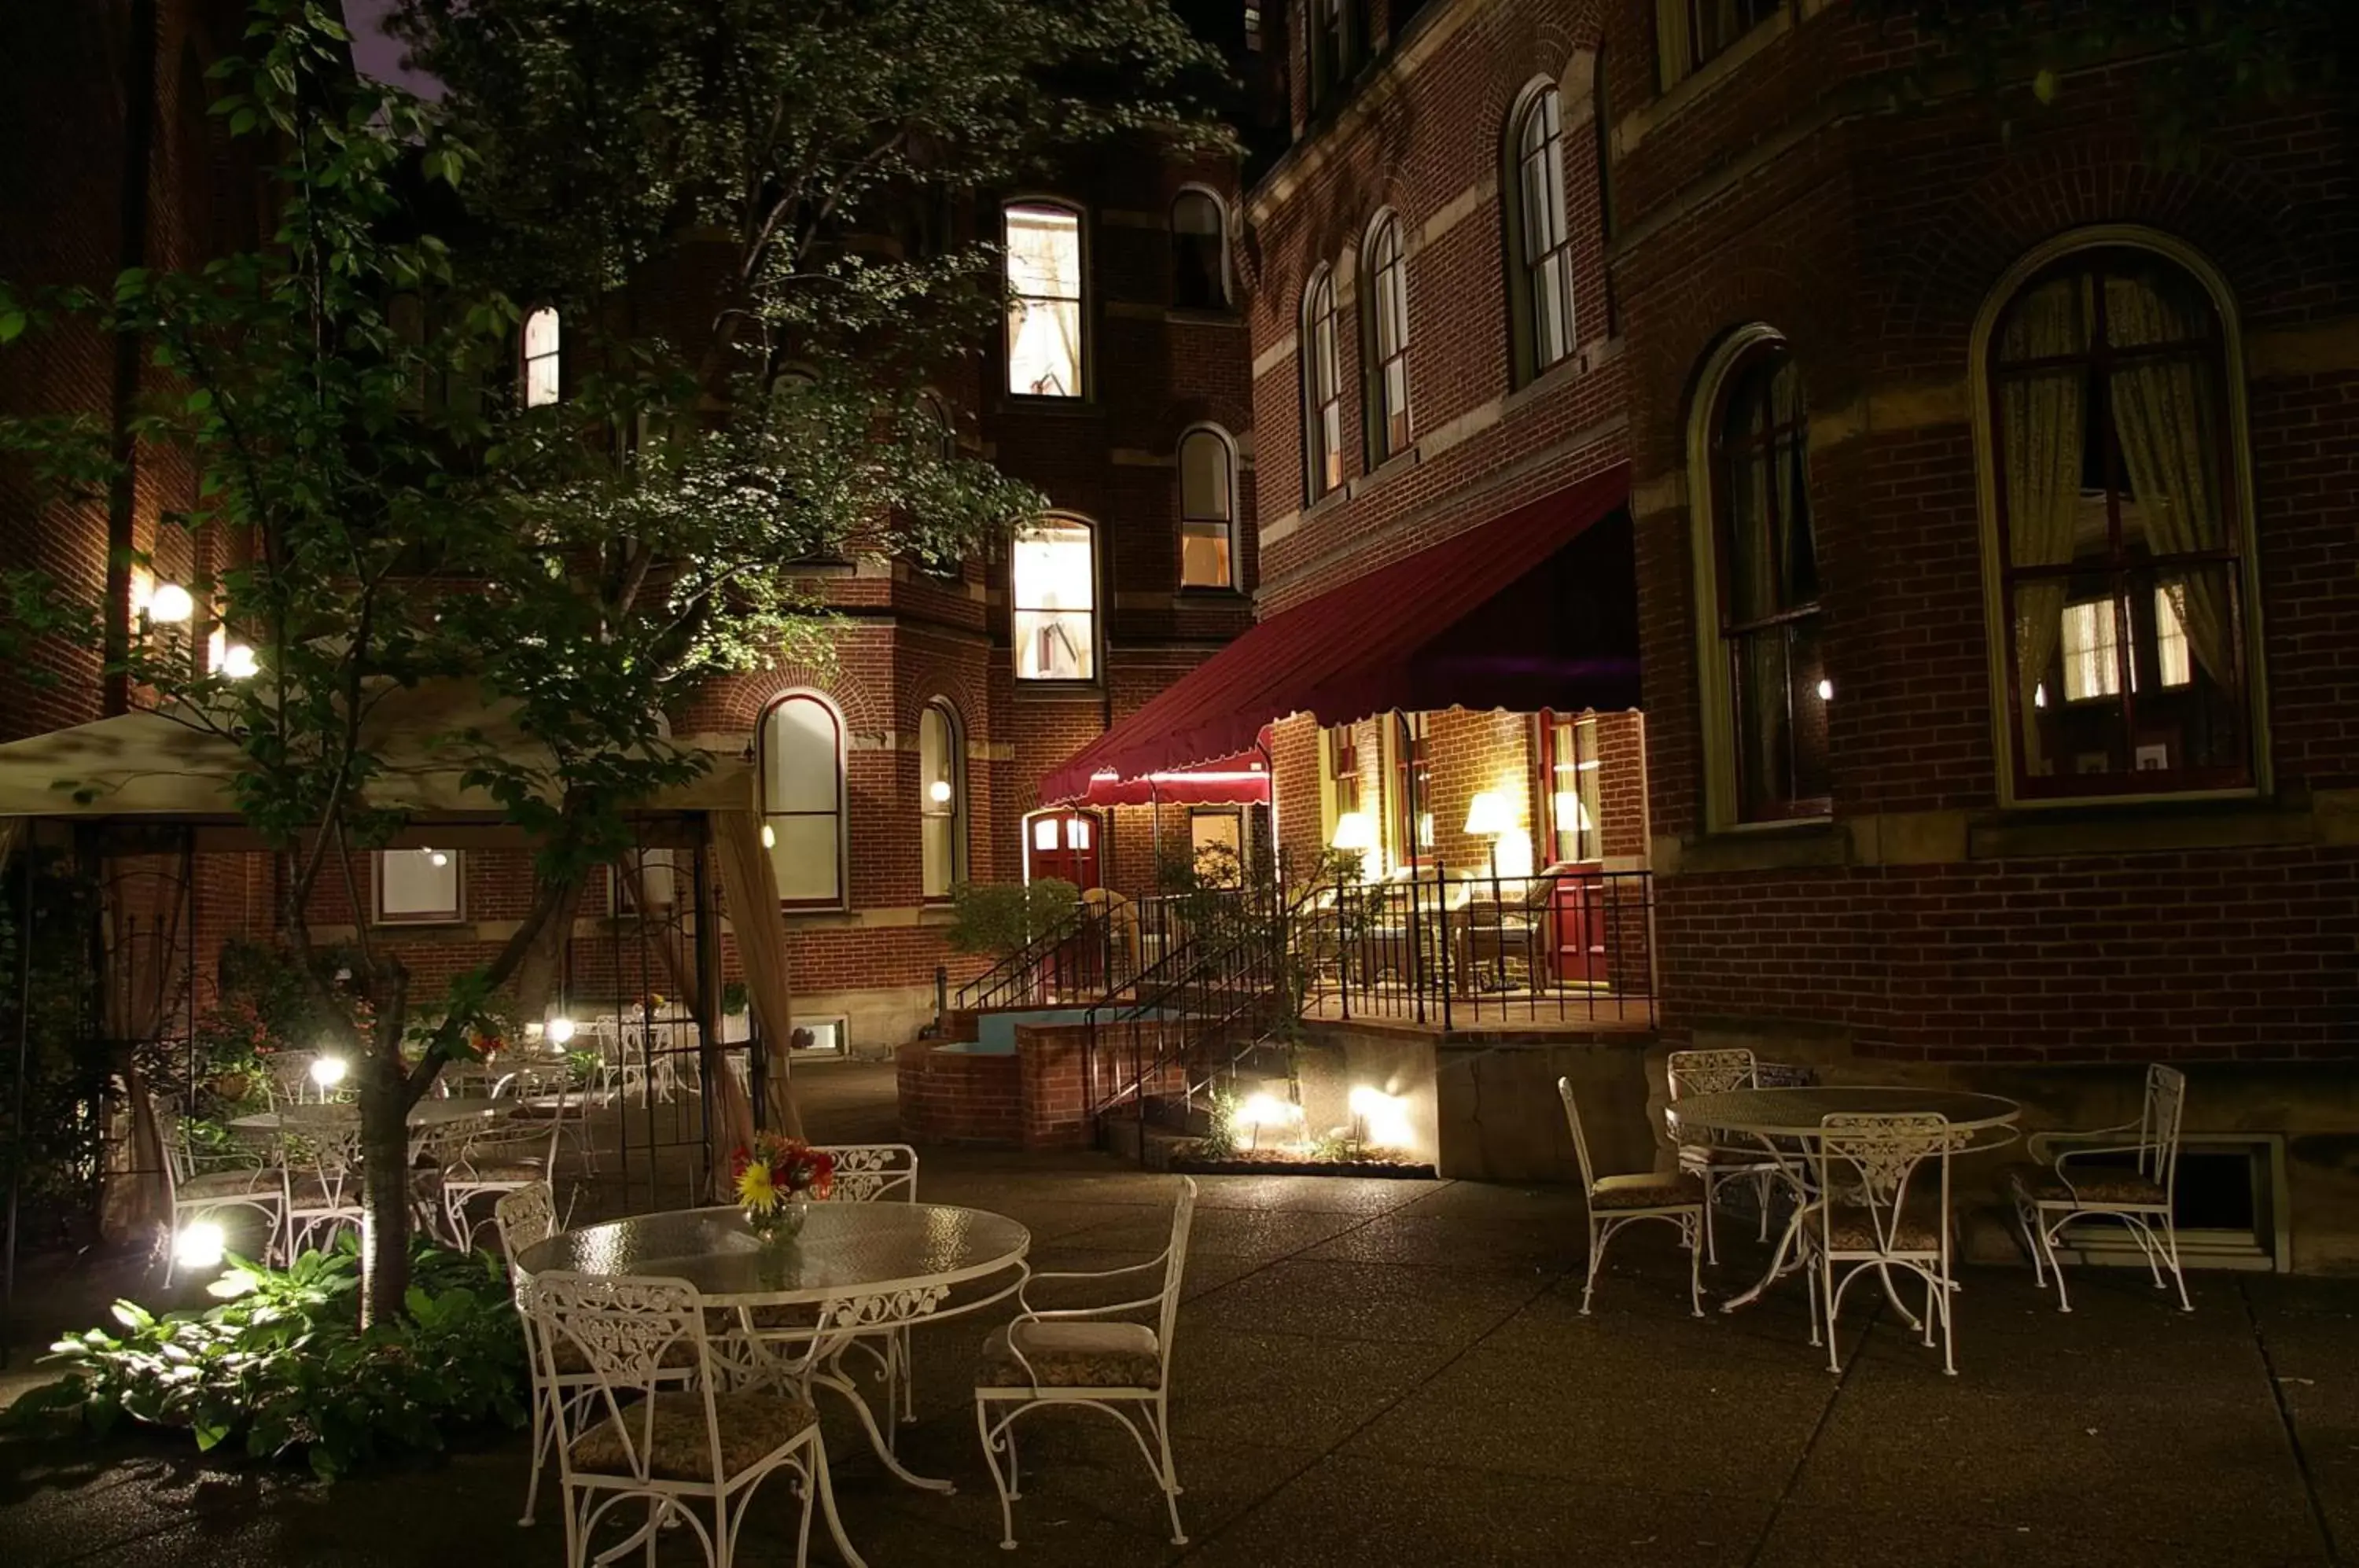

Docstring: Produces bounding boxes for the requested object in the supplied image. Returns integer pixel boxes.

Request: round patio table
[229,1098,512,1133]
[516,1201,1029,1556]
[1669,1085,2021,1312]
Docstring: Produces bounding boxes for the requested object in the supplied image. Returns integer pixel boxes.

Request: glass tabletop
[1671,1084,2022,1138]
[227,1099,510,1132]
[515,1202,1032,1308]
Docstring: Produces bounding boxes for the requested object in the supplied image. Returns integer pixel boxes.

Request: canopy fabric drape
[713,808,805,1141]
[2105,274,2236,690]
[95,853,187,1245]
[2000,275,2091,777]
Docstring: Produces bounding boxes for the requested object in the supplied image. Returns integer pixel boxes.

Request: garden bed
[1168,1148,1437,1180]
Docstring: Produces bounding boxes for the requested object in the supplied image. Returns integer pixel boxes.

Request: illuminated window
[919,700,966,900]
[521,306,561,407]
[1983,242,2254,796]
[1179,427,1236,590]
[1172,190,1227,309]
[760,694,846,907]
[1538,712,1603,864]
[1510,86,1577,381]
[1303,267,1342,500]
[1005,203,1084,398]
[1363,212,1411,462]
[376,848,461,924]
[1012,517,1096,680]
[1389,712,1432,864]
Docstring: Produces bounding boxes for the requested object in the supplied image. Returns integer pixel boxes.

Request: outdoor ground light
[172,1219,226,1272]
[1346,1084,1416,1150]
[310,1055,348,1089]
[147,582,195,624]
[545,1015,576,1046]
[1235,1091,1305,1150]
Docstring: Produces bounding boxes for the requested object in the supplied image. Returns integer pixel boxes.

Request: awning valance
[1063,748,1272,808]
[1041,465,1635,804]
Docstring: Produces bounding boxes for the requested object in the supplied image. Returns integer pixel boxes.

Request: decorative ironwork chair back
[810,1143,918,1203]
[1816,1112,1951,1252]
[2140,1064,2188,1198]
[1667,1047,1757,1100]
[493,1181,558,1268]
[1555,1077,1601,1191]
[524,1271,712,1485]
[1156,1177,1198,1355]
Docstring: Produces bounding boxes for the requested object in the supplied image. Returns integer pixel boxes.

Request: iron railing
[952,889,1255,1013]
[1297,863,1657,1029]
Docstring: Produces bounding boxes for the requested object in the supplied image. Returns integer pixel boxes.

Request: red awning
[1065,748,1273,808]
[1041,465,1634,804]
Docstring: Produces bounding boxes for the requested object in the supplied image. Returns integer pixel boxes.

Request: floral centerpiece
[733,1132,835,1242]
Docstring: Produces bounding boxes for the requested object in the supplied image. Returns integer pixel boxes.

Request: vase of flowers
[734,1132,835,1244]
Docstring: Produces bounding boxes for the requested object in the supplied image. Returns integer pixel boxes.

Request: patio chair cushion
[176,1171,280,1202]
[2006,1164,2168,1209]
[977,1320,1163,1390]
[1676,1144,1782,1171]
[569,1390,815,1482]
[1589,1172,1705,1210]
[1823,1200,1941,1254]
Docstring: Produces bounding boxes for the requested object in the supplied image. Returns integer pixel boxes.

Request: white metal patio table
[229,1097,512,1155]
[1669,1085,2021,1312]
[515,1201,1029,1556]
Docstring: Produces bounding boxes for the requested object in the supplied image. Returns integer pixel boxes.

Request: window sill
[1618,7,1795,157]
[1503,352,1584,414]
[1300,487,1349,524]
[998,395,1101,418]
[1969,794,2309,861]
[1347,444,1421,499]
[1660,819,1845,876]
[1014,680,1105,700]
[1176,585,1249,602]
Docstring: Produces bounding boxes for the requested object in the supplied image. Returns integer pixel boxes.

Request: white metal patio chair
[1807,1112,1959,1376]
[160,1115,285,1282]
[1665,1047,1786,1264]
[974,1176,1196,1551]
[1558,1077,1703,1317]
[2009,1063,2192,1313]
[278,1123,367,1256]
[437,1112,565,1252]
[813,1143,921,1428]
[525,1268,857,1568]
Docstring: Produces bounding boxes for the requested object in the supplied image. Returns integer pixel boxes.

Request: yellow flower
[735,1160,778,1211]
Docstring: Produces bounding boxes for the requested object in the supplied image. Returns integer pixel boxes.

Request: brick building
[0,2,1260,1057]
[1046,0,2359,1266]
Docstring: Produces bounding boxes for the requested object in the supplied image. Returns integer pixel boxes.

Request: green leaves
[2,1236,527,1477]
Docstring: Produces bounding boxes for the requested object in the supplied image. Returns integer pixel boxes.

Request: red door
[1551,870,1610,988]
[1025,809,1102,891]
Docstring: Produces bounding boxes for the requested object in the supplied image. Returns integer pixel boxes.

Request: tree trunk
[357,1043,414,1327]
[510,876,586,1025]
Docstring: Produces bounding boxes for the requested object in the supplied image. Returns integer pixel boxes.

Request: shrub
[945,878,1079,958]
[3,1235,528,1479]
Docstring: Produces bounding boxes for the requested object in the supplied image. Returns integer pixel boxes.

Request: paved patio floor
[2,1060,2353,1566]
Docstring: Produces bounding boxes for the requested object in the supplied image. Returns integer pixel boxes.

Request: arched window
[1361,212,1411,463]
[1506,86,1577,385]
[919,391,955,462]
[1178,426,1237,590]
[1012,516,1097,681]
[1172,190,1227,309]
[760,693,847,907]
[1690,328,1827,824]
[1004,201,1084,398]
[1302,267,1343,501]
[1978,237,2257,800]
[918,701,967,899]
[521,306,561,407]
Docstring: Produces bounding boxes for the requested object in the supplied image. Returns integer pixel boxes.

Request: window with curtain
[1536,711,1603,864]
[1308,0,1365,109]
[1655,0,1783,92]
[1012,517,1097,680]
[1709,339,1829,822]
[761,694,846,907]
[1303,267,1343,500]
[375,848,462,924]
[918,701,966,900]
[1172,190,1227,309]
[1363,212,1411,463]
[1004,202,1084,398]
[1511,87,1577,382]
[521,306,561,407]
[1178,427,1236,590]
[1388,712,1432,864]
[1986,248,2251,797]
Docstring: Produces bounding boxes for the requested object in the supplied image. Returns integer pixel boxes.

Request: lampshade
[1463,791,1514,837]
[1329,811,1377,852]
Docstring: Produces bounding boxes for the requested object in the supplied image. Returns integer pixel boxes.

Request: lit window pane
[377,848,460,922]
[522,307,561,407]
[2060,600,2121,702]
[2155,583,2192,688]
[1005,204,1083,397]
[1181,521,1232,589]
[763,696,843,904]
[1013,520,1095,679]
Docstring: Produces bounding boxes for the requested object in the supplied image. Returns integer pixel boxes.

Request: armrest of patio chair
[1014,1255,1172,1322]
[2026,1121,2141,1165]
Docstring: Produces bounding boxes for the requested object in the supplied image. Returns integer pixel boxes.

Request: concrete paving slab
[1180,1257,1548,1347]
